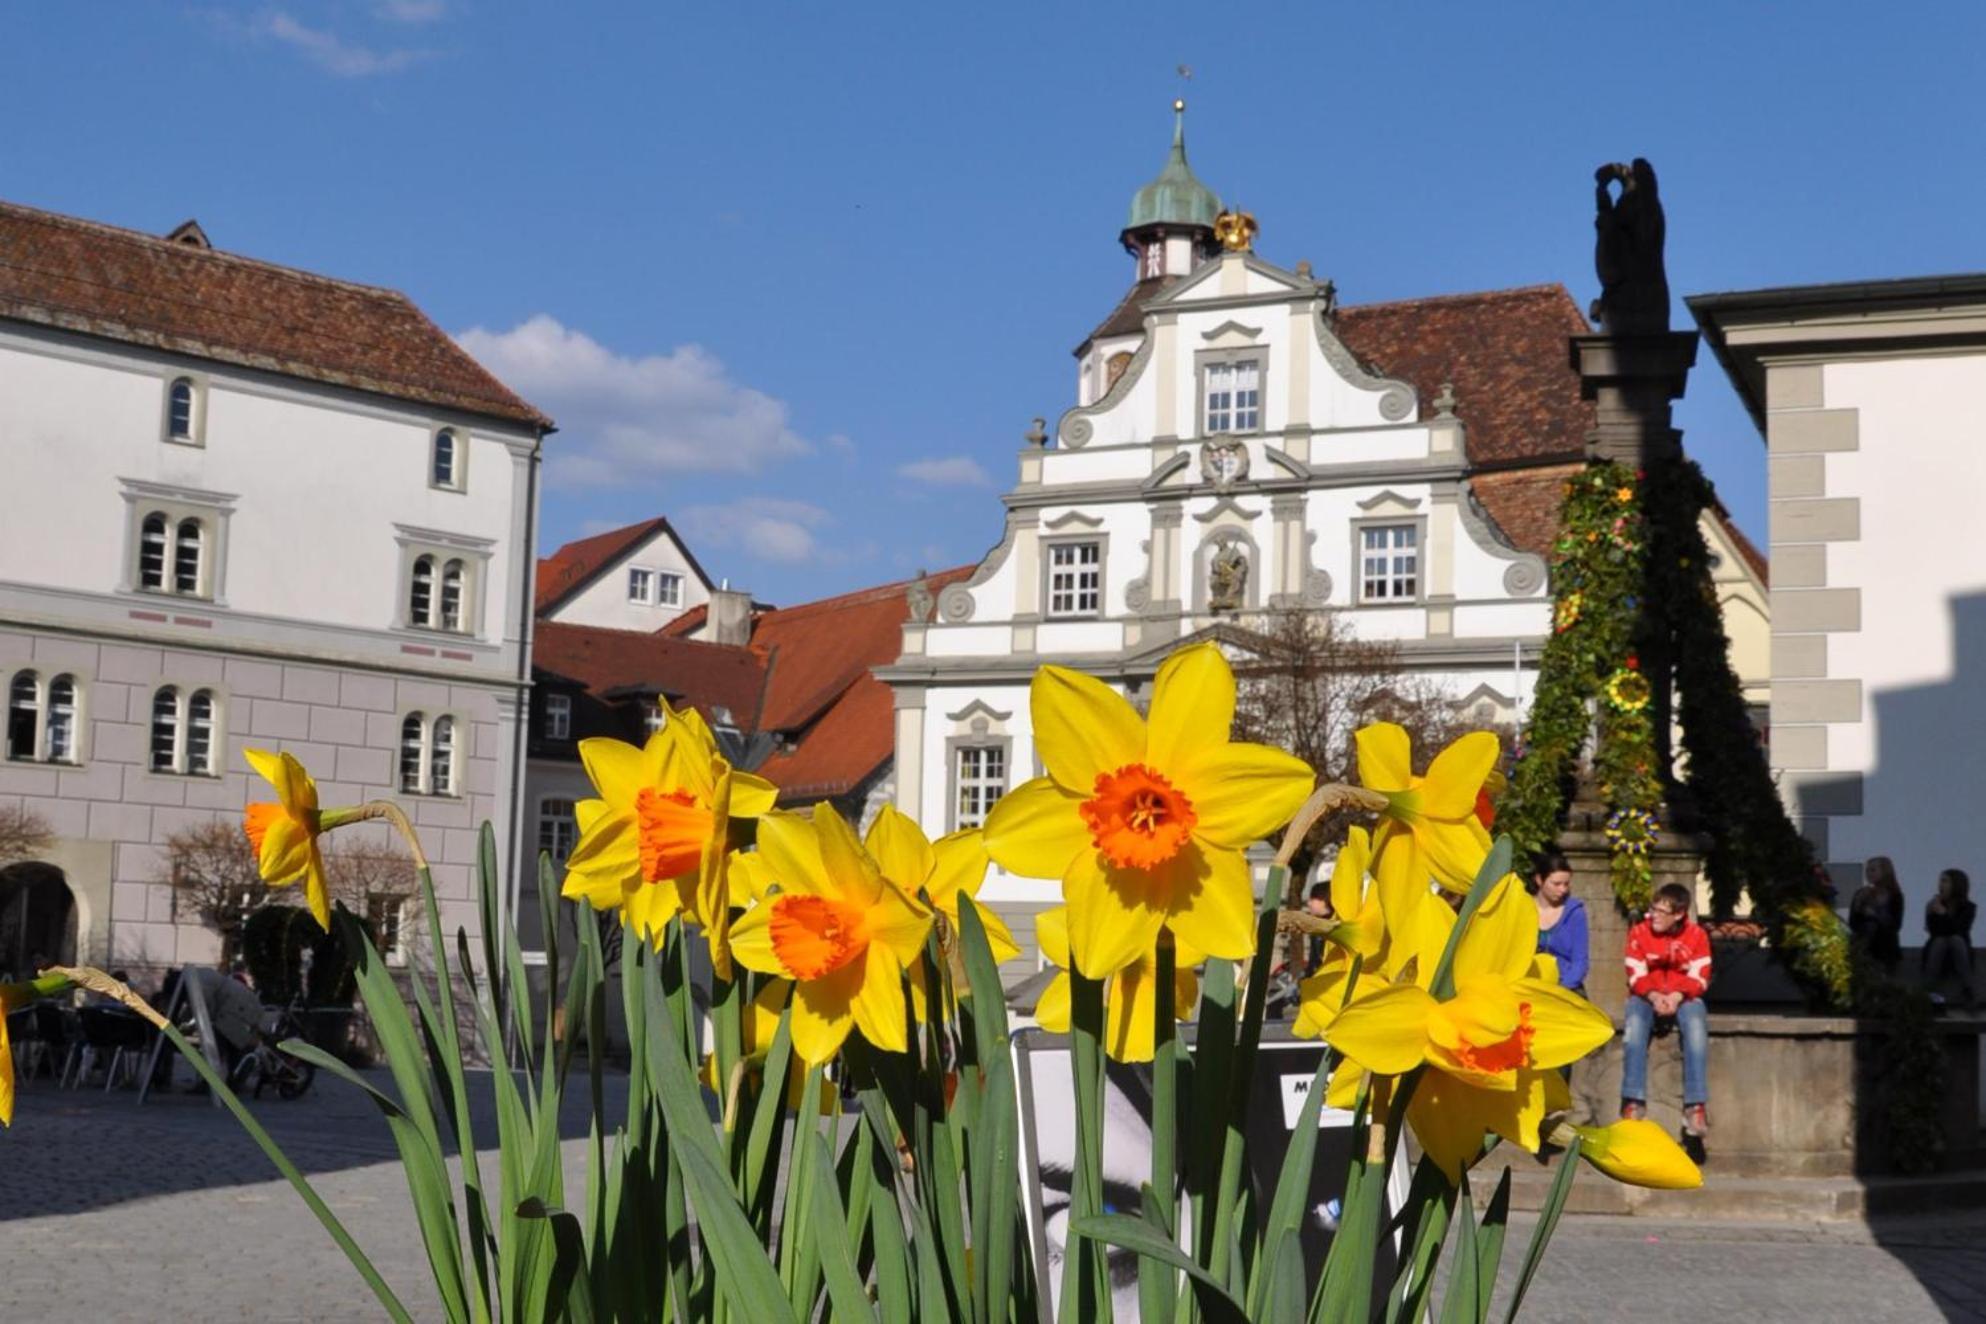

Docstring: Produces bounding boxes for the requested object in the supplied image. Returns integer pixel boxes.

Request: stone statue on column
[1589,159,1669,334]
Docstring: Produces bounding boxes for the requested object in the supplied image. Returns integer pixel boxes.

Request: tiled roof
[1334,283,1596,467]
[532,621,767,726]
[532,566,974,806]
[1469,463,1584,556]
[534,517,714,614]
[1713,502,1770,587]
[1076,275,1175,354]
[0,198,550,429]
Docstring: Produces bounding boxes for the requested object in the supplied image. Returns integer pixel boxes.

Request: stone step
[1494,1152,1986,1221]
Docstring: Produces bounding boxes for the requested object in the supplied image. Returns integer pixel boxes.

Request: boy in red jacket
[1621,882,1712,1161]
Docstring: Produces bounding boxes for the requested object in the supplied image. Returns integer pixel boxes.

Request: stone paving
[2,1067,1981,1321]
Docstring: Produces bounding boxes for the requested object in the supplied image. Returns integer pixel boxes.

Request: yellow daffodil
[729,848,776,902]
[561,701,778,968]
[866,806,1020,964]
[1358,723,1499,901]
[699,979,826,1113]
[983,643,1313,979]
[1321,827,1383,960]
[244,748,337,931]
[1322,875,1612,1179]
[1571,1119,1704,1190]
[1293,945,1356,1040]
[729,806,934,1065]
[1032,906,1201,1063]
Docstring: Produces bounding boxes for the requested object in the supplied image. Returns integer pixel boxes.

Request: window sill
[5,756,81,767]
[1353,599,1425,610]
[398,790,463,800]
[145,769,223,780]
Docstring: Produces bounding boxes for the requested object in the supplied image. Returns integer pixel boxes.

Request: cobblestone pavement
[2,1068,1982,1321]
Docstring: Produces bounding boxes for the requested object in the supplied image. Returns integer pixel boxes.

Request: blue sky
[5,3,1981,603]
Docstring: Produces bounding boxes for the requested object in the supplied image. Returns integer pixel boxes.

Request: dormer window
[1204,358,1261,435]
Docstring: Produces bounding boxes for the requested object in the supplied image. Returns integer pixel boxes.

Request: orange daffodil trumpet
[729,805,934,1065]
[1032,906,1201,1063]
[560,700,778,973]
[984,643,1313,979]
[1316,875,1615,1181]
[244,748,357,931]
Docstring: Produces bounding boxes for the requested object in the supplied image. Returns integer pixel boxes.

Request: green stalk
[1063,971,1110,1324]
[1140,932,1182,1324]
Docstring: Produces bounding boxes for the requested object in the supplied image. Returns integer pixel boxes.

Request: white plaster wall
[544,529,712,631]
[1039,445,1152,485]
[0,336,532,649]
[1454,602,1552,639]
[1819,355,1986,940]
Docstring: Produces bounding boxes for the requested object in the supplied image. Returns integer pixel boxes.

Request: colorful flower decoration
[1605,668,1652,714]
[1615,485,1635,504]
[1604,807,1659,858]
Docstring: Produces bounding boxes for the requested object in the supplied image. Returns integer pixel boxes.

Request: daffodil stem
[1064,971,1110,1324]
[340,800,431,871]
[1142,933,1181,1324]
[1273,783,1389,869]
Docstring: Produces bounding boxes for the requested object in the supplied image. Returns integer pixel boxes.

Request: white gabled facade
[879,126,1562,966]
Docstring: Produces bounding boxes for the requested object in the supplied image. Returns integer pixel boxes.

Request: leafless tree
[0,804,53,868]
[163,820,419,967]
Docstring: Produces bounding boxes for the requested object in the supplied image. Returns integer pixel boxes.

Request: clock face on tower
[1200,440,1249,489]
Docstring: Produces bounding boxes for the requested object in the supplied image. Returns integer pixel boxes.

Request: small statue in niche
[905,571,934,624]
[1590,158,1669,334]
[1209,543,1248,612]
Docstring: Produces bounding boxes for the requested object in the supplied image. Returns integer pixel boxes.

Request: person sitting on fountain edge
[1620,882,1713,1163]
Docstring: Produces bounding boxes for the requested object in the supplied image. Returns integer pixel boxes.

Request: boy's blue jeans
[1621,994,1708,1107]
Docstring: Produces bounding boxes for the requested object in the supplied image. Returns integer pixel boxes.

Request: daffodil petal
[1324,1058,1365,1110]
[565,810,640,880]
[1576,1119,1704,1190]
[1293,955,1353,1039]
[813,803,884,906]
[866,879,935,968]
[850,944,910,1054]
[1455,876,1538,984]
[257,815,313,885]
[1323,981,1438,1076]
[1031,664,1146,794]
[756,811,829,897]
[304,850,331,931]
[245,747,317,813]
[1034,972,1072,1032]
[579,737,653,809]
[790,959,864,1065]
[961,895,1022,964]
[866,805,937,900]
[1420,731,1501,819]
[1405,1072,1497,1183]
[1106,961,1160,1062]
[1144,643,1235,771]
[1161,842,1255,964]
[982,777,1092,880]
[1036,905,1071,970]
[1174,742,1315,850]
[1064,850,1166,980]
[1355,723,1414,794]
[1421,817,1497,893]
[729,773,780,819]
[1515,978,1615,1068]
[1329,827,1372,920]
[927,830,991,911]
[729,903,784,976]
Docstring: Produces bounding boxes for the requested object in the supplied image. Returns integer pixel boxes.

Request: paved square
[1,1069,1978,1321]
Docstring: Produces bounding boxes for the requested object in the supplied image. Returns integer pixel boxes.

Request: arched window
[168,378,196,441]
[151,686,181,772]
[429,716,456,796]
[44,675,77,763]
[139,513,169,590]
[440,559,464,632]
[7,671,39,761]
[432,429,458,488]
[409,556,435,628]
[186,689,216,775]
[400,713,426,793]
[174,518,204,595]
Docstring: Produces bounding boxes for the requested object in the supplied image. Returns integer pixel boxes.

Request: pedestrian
[1621,882,1713,1162]
[1849,856,1905,974]
[1923,868,1976,1008]
[1530,850,1589,995]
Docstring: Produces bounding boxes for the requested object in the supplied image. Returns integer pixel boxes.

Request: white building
[880,107,1769,965]
[1694,273,1986,941]
[0,202,550,976]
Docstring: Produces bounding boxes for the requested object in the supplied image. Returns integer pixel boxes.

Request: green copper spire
[1125,99,1222,232]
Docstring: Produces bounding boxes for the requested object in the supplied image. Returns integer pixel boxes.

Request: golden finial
[1214,209,1258,252]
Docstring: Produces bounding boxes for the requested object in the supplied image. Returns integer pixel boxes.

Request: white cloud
[254,12,432,76]
[456,315,815,486]
[896,456,993,487]
[678,498,834,565]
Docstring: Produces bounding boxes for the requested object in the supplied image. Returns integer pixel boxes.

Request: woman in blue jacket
[1530,850,1589,995]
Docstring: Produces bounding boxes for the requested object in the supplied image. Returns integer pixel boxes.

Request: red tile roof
[0,199,550,429]
[535,517,714,614]
[532,621,767,725]
[1334,283,1596,468]
[1469,463,1584,556]
[534,566,974,805]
